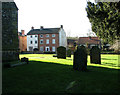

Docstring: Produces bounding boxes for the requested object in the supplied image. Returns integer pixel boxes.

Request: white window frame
[46,34,49,37]
[52,34,55,37]
[46,39,49,44]
[52,47,55,52]
[40,39,43,44]
[52,39,55,44]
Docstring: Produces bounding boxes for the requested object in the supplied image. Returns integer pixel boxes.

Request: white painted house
[27,25,67,52]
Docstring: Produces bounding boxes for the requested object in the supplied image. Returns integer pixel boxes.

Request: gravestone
[73,45,87,71]
[57,46,66,59]
[67,49,71,57]
[21,57,29,64]
[90,46,101,64]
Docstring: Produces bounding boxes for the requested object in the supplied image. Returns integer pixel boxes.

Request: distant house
[67,39,78,51]
[18,30,27,52]
[27,25,67,52]
[78,37,100,48]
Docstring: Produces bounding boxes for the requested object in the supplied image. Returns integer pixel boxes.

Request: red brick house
[67,39,78,51]
[78,37,100,48]
[27,25,67,52]
[18,30,27,52]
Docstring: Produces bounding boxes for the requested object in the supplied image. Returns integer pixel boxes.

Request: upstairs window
[35,35,37,37]
[30,35,32,38]
[35,41,37,44]
[52,39,55,44]
[40,39,43,44]
[40,34,43,38]
[46,34,49,37]
[46,39,49,44]
[52,34,55,37]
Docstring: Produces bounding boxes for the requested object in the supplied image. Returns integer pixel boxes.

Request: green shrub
[44,51,56,54]
[86,48,90,55]
[57,46,66,59]
[33,48,39,51]
[73,45,87,71]
[67,49,71,57]
[90,46,101,64]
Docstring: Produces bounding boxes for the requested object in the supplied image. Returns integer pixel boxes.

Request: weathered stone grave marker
[73,45,87,71]
[90,46,101,64]
[67,49,71,57]
[57,46,66,59]
[21,57,29,64]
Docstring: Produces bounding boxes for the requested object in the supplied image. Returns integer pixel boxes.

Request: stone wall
[2,2,19,62]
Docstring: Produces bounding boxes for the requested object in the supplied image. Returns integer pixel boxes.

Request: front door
[45,47,50,51]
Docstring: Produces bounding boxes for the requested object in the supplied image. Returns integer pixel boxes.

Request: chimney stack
[21,30,25,36]
[60,25,63,28]
[31,26,34,30]
[40,26,44,29]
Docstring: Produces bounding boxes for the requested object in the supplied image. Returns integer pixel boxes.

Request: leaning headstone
[90,46,101,64]
[73,45,87,71]
[57,46,66,59]
[21,57,29,64]
[67,49,71,57]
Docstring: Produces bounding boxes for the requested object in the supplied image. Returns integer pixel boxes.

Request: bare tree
[87,29,96,37]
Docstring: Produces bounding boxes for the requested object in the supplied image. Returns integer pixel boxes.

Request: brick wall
[19,36,27,51]
[38,33,59,52]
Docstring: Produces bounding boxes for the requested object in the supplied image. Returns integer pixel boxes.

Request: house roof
[18,32,22,36]
[27,28,60,35]
[67,39,76,42]
[18,32,26,36]
[78,37,100,44]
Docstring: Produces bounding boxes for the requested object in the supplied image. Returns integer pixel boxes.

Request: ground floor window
[52,47,55,52]
[40,46,44,51]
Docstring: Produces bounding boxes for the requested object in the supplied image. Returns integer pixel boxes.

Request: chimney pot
[31,26,34,30]
[21,30,25,36]
[40,26,44,29]
[60,25,63,28]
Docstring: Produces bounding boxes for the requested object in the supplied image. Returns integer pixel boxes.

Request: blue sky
[14,0,95,37]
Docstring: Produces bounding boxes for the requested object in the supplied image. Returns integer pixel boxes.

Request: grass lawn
[2,54,120,94]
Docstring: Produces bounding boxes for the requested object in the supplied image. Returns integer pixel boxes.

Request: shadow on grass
[29,60,119,70]
[101,62,120,67]
[101,58,117,60]
[2,60,120,94]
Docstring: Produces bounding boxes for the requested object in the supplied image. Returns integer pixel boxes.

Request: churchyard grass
[2,54,120,94]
